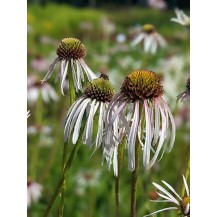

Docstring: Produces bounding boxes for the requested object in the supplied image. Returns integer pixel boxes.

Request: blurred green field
[27,3,190,217]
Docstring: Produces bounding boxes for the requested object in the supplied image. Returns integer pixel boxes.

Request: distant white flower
[27,180,43,208]
[64,75,115,149]
[100,16,116,36]
[41,38,97,95]
[104,70,175,176]
[27,75,59,105]
[144,175,190,217]
[31,55,49,73]
[116,33,127,44]
[131,24,167,54]
[171,8,190,27]
[148,0,167,10]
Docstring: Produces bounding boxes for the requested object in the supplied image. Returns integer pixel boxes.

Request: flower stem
[131,140,140,217]
[44,138,82,217]
[181,145,190,197]
[115,139,125,217]
[58,61,76,217]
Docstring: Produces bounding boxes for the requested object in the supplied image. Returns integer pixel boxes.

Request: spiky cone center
[121,70,163,102]
[143,24,155,34]
[84,78,115,102]
[56,38,86,60]
[180,196,190,214]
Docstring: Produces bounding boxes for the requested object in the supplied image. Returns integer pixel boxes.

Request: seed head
[57,38,86,60]
[121,70,163,101]
[84,77,115,102]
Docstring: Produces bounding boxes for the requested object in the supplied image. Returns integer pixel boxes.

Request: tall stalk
[59,61,76,217]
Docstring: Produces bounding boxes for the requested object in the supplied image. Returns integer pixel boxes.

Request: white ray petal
[72,99,90,144]
[131,33,145,46]
[143,207,178,217]
[182,175,190,196]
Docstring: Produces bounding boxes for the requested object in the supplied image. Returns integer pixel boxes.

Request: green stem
[58,61,76,217]
[131,141,140,217]
[44,139,82,217]
[181,145,190,197]
[115,139,125,217]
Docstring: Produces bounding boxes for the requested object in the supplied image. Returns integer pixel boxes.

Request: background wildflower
[27,75,59,105]
[131,24,167,54]
[171,8,190,27]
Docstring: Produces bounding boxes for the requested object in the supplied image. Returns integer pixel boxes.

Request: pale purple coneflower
[177,78,190,101]
[64,74,115,149]
[27,75,58,105]
[144,175,190,217]
[148,0,167,10]
[171,8,190,27]
[41,38,97,95]
[131,24,167,54]
[31,55,49,73]
[104,70,175,176]
[27,179,43,208]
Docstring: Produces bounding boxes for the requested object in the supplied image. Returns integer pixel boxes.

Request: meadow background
[27,2,190,217]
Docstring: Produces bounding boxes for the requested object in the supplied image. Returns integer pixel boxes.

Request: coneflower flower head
[144,175,190,217]
[57,38,86,60]
[131,24,167,54]
[105,70,175,175]
[41,37,97,95]
[143,24,155,34]
[64,75,115,149]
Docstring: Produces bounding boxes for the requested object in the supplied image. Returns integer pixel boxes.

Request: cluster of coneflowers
[36,8,190,217]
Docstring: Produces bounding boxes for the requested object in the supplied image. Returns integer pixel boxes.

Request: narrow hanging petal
[160,97,176,152]
[41,57,59,83]
[161,180,182,201]
[95,102,105,148]
[143,100,152,168]
[182,175,190,196]
[131,33,145,46]
[153,101,160,145]
[148,98,167,169]
[76,60,83,91]
[128,100,139,171]
[143,207,178,217]
[79,59,97,80]
[60,60,69,95]
[70,59,79,92]
[72,99,90,144]
[153,182,179,205]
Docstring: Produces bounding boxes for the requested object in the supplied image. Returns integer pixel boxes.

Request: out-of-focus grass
[27,3,190,217]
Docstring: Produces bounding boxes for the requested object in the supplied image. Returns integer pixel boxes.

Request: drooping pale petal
[131,33,145,46]
[79,59,97,81]
[161,180,182,201]
[60,60,69,95]
[41,57,59,83]
[72,99,90,144]
[153,182,179,205]
[148,98,167,168]
[143,100,152,168]
[128,100,139,171]
[160,97,176,152]
[143,207,178,217]
[182,175,190,196]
